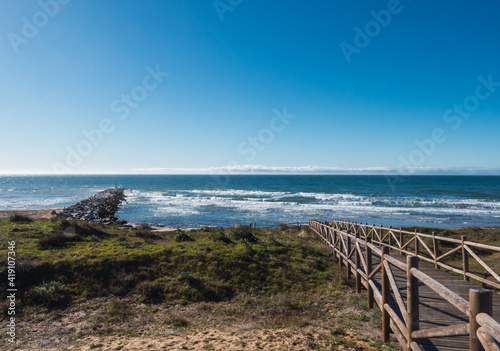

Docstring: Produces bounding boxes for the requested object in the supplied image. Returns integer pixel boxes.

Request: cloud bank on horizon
[127,165,500,175]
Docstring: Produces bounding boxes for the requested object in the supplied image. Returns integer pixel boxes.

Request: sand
[0,208,62,220]
[7,294,389,351]
[71,328,370,350]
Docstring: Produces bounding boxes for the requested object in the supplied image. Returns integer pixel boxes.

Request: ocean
[0,175,499,228]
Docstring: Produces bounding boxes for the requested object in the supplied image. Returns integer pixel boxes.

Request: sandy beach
[0,208,62,220]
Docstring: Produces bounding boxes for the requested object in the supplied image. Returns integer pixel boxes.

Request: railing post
[470,289,492,351]
[414,230,419,256]
[331,228,336,259]
[380,225,383,246]
[355,233,361,293]
[347,231,352,279]
[388,226,392,249]
[365,223,369,245]
[382,247,390,342]
[407,256,419,349]
[338,230,343,270]
[333,227,337,252]
[399,227,403,255]
[462,236,469,281]
[432,231,438,269]
[366,237,374,309]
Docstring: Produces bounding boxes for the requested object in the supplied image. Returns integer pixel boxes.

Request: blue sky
[1,0,499,174]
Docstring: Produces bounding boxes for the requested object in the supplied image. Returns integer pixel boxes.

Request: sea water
[0,175,499,228]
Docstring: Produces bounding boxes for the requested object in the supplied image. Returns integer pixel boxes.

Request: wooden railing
[328,220,500,290]
[309,220,500,351]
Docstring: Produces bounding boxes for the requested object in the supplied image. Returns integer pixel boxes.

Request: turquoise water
[0,175,499,228]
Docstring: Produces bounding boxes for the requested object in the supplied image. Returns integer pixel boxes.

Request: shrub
[177,272,234,302]
[231,226,259,243]
[73,222,105,237]
[136,280,163,302]
[215,231,232,244]
[331,328,347,336]
[179,271,195,283]
[38,231,83,249]
[105,299,133,322]
[38,233,67,249]
[9,214,32,223]
[175,230,195,242]
[24,280,68,308]
[165,315,189,328]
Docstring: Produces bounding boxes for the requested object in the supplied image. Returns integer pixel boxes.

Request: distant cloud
[127,165,500,175]
[0,165,498,175]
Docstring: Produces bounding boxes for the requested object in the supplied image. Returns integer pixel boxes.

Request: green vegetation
[0,219,401,350]
[9,214,32,223]
[24,280,69,308]
[174,229,195,242]
[230,225,259,243]
[0,219,336,307]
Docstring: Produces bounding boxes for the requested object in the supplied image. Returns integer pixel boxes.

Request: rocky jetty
[58,188,127,224]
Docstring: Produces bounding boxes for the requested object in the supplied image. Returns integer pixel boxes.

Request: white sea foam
[125,189,500,220]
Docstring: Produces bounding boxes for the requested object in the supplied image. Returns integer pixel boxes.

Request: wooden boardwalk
[369,249,500,350]
[309,220,500,351]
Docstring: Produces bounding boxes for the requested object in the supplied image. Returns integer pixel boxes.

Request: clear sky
[1,0,499,175]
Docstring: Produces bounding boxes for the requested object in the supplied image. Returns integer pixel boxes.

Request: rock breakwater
[58,188,127,224]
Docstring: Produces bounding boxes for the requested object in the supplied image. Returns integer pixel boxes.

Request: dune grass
[0,220,338,307]
[0,219,399,350]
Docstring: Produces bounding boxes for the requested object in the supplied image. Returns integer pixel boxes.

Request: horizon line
[1,166,500,176]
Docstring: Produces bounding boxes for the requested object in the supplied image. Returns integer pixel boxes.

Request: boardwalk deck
[366,249,500,350]
[309,220,500,351]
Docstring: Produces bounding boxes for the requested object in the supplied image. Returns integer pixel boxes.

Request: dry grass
[7,285,397,350]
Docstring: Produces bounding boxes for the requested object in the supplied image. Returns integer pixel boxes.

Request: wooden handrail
[477,313,500,344]
[308,219,500,351]
[322,219,500,290]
